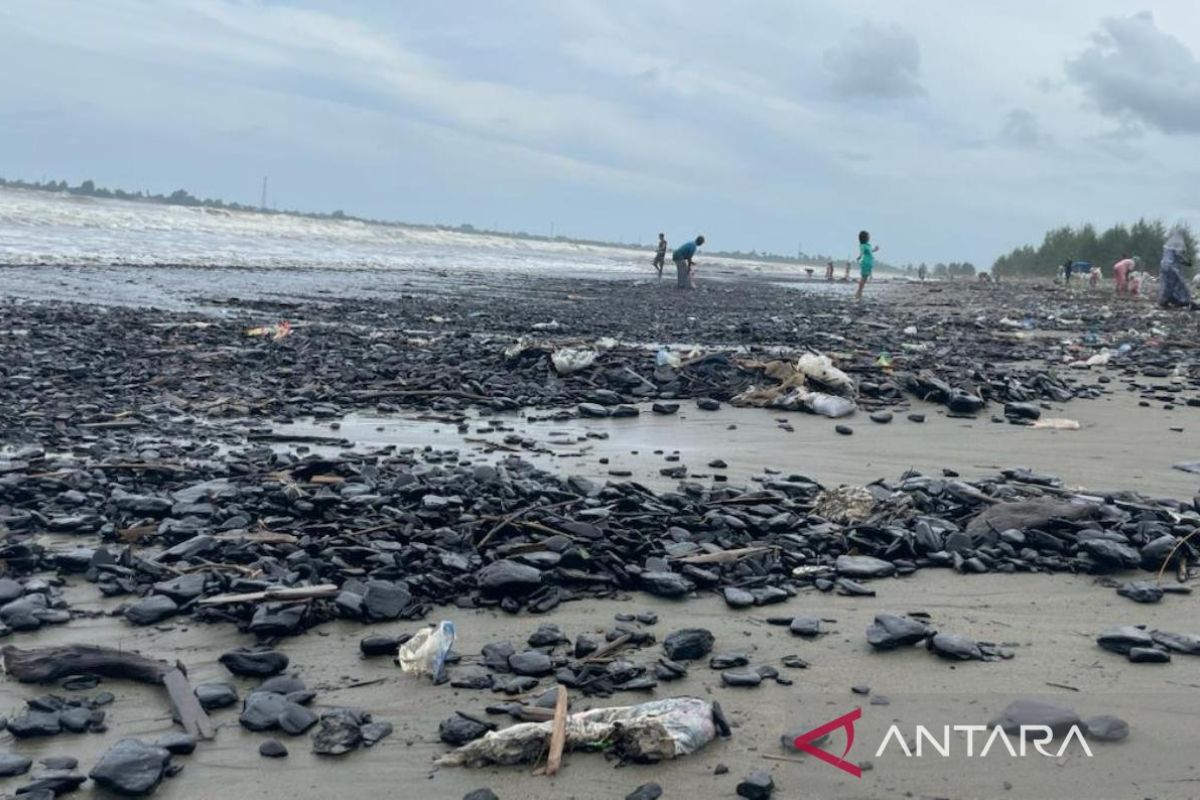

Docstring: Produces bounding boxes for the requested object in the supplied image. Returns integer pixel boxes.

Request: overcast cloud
[2,0,1200,266]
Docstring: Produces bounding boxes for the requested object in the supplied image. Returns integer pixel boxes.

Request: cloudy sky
[3,1,1200,265]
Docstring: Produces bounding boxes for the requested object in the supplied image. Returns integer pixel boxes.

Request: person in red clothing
[1112,253,1135,295]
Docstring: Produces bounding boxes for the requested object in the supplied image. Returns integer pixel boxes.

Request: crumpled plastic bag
[503,337,533,360]
[246,321,292,341]
[395,620,455,682]
[796,353,856,397]
[803,391,856,418]
[655,348,682,368]
[435,697,724,767]
[551,348,597,375]
[595,337,618,351]
[731,384,856,418]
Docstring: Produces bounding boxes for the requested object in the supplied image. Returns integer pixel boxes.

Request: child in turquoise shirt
[855,230,879,300]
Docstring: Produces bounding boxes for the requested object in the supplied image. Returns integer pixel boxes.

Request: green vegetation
[993,220,1196,278]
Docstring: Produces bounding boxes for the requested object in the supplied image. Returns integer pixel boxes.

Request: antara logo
[793,709,1094,778]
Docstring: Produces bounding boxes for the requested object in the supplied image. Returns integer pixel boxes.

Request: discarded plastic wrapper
[245,321,292,341]
[503,337,533,360]
[531,320,561,331]
[395,620,455,682]
[1070,349,1111,368]
[435,697,725,767]
[795,353,856,397]
[551,348,597,375]
[1030,418,1080,430]
[655,348,682,368]
[595,337,618,351]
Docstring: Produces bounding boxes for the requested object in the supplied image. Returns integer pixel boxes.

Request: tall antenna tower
[260,176,268,211]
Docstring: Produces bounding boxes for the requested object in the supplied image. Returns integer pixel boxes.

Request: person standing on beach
[855,230,879,300]
[825,260,834,281]
[1158,228,1194,309]
[652,233,668,279]
[1112,253,1135,295]
[672,235,705,289]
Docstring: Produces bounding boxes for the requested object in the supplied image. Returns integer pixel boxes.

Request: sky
[3,1,1200,266]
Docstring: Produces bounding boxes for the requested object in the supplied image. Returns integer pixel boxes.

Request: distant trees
[993,220,1196,278]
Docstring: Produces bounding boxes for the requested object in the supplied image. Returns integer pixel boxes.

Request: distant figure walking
[672,235,705,290]
[1112,253,1135,295]
[653,233,668,279]
[1158,228,1194,309]
[825,260,834,281]
[842,261,850,281]
[1088,263,1101,289]
[918,264,927,281]
[855,230,879,300]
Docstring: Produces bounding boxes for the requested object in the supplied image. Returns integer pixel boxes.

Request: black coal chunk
[1096,625,1154,654]
[124,595,178,626]
[662,628,715,661]
[88,738,171,796]
[439,715,491,746]
[1116,581,1164,604]
[194,682,238,710]
[259,738,288,758]
[736,769,775,799]
[220,648,289,677]
[476,561,542,596]
[866,613,933,650]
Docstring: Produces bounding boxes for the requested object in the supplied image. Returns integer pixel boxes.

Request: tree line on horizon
[992,219,1196,278]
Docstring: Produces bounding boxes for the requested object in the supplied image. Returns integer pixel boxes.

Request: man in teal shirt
[672,235,705,289]
[856,230,879,300]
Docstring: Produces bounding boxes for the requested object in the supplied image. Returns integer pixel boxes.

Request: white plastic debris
[532,320,562,331]
[902,325,917,336]
[503,337,533,360]
[802,392,856,418]
[435,696,722,767]
[396,620,456,682]
[1031,418,1081,430]
[795,353,856,397]
[551,348,597,375]
[595,337,618,351]
[655,348,682,368]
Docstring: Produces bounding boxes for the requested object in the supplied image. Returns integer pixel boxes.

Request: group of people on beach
[652,230,880,300]
[1060,229,1196,310]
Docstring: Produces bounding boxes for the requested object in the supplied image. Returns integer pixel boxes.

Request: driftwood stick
[1,645,215,739]
[546,686,569,777]
[197,583,338,606]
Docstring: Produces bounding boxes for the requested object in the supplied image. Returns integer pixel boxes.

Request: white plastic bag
[551,348,597,375]
[655,348,682,368]
[395,620,456,682]
[795,353,856,397]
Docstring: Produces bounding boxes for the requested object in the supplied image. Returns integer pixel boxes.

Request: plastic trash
[655,348,682,368]
[245,321,292,341]
[802,392,856,418]
[595,337,618,351]
[435,696,725,767]
[531,320,561,331]
[1030,418,1081,430]
[902,326,917,336]
[795,353,856,397]
[876,352,893,368]
[551,348,597,375]
[395,620,456,682]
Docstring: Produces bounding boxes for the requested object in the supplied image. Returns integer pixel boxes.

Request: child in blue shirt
[855,230,879,300]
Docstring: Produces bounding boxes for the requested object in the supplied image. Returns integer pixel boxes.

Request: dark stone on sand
[851,684,870,695]
[508,651,553,677]
[651,402,679,415]
[450,667,493,690]
[928,632,983,660]
[154,732,196,755]
[869,411,893,424]
[836,578,875,596]
[1004,402,1041,420]
[948,391,985,414]
[362,581,411,621]
[1116,581,1164,604]
[8,711,61,738]
[1084,714,1129,742]
[788,616,821,637]
[709,652,749,670]
[835,424,852,435]
[990,698,1081,735]
[836,555,896,579]
[311,710,365,756]
[463,791,499,800]
[151,573,207,603]
[577,403,610,418]
[482,642,516,672]
[662,628,714,661]
[639,571,692,597]
[696,398,721,411]
[16,770,87,795]
[866,613,933,650]
[278,703,319,735]
[1096,625,1154,654]
[220,648,288,677]
[527,623,567,647]
[1080,539,1140,570]
[89,738,171,796]
[240,692,289,731]
[781,655,809,669]
[736,769,775,799]
[58,707,93,734]
[907,413,925,422]
[723,587,755,608]
[1127,647,1170,663]
[0,754,32,777]
[626,783,663,800]
[1150,630,1200,654]
[195,682,238,710]
[249,602,306,637]
[477,560,542,595]
[259,738,288,758]
[361,721,393,747]
[360,635,401,656]
[124,594,178,626]
[439,715,490,746]
[721,669,763,687]
[38,757,76,771]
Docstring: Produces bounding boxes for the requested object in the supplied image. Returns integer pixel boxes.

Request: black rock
[360,635,401,656]
[311,710,365,756]
[482,642,517,672]
[1116,581,1164,604]
[1096,625,1154,654]
[240,692,289,731]
[1150,630,1200,654]
[639,571,692,597]
[835,578,875,596]
[788,616,821,637]
[1004,402,1041,420]
[151,573,207,603]
[651,402,679,415]
[696,398,721,411]
[527,623,567,648]
[948,391,985,414]
[834,424,853,436]
[736,769,775,799]
[477,561,542,596]
[1083,714,1129,742]
[0,753,32,777]
[450,666,493,690]
[194,682,238,710]
[124,595,178,626]
[8,711,61,738]
[577,403,610,418]
[89,738,171,796]
[249,602,306,638]
[990,698,1081,735]
[463,791,499,800]
[259,739,288,758]
[723,587,755,609]
[866,613,933,650]
[440,715,490,746]
[662,628,715,661]
[278,703,319,735]
[721,669,763,687]
[508,651,554,677]
[709,652,749,670]
[625,783,663,800]
[1081,539,1140,570]
[835,555,896,578]
[907,413,925,423]
[781,655,809,669]
[869,411,893,424]
[362,580,411,621]
[16,770,86,795]
[928,632,983,660]
[58,707,93,734]
[1127,647,1170,663]
[220,648,289,677]
[154,732,196,755]
[37,757,76,771]
[361,721,394,746]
